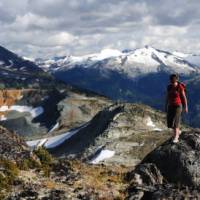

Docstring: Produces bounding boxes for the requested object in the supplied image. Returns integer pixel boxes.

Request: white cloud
[0,0,200,58]
[47,32,78,46]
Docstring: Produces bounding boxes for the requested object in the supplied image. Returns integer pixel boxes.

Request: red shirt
[167,83,184,106]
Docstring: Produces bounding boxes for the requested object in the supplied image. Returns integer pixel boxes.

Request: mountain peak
[144,45,154,49]
[0,45,57,89]
[100,48,122,55]
[36,45,200,78]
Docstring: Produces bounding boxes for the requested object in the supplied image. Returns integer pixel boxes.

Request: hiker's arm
[181,90,188,113]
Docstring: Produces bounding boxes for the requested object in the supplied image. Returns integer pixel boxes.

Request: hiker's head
[170,74,179,84]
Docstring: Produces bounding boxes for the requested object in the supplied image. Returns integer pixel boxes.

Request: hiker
[165,74,188,143]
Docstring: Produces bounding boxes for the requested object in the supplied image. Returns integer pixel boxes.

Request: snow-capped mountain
[36,46,200,116]
[0,45,42,72]
[37,46,200,77]
[0,45,57,88]
[173,51,200,67]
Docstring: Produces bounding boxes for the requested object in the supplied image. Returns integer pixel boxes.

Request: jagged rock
[0,89,110,138]
[142,130,200,186]
[126,163,164,186]
[0,126,30,162]
[44,189,66,200]
[49,102,172,167]
[125,129,200,200]
[126,183,200,200]
[7,184,40,200]
[0,89,176,168]
[51,159,81,184]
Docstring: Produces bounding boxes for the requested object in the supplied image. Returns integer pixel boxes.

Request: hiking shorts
[167,104,182,128]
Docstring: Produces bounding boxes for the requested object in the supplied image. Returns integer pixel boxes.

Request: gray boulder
[142,130,200,186]
[126,130,200,199]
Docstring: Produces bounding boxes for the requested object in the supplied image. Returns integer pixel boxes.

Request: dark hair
[169,74,179,81]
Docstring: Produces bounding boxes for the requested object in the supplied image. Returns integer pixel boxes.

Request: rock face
[0,126,29,162]
[126,130,200,199]
[0,88,175,167]
[142,130,200,186]
[49,103,173,166]
[0,125,129,200]
[0,88,110,138]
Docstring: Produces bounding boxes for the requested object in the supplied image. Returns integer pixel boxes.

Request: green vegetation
[34,147,54,177]
[18,157,40,170]
[34,147,53,166]
[19,147,54,177]
[0,157,19,193]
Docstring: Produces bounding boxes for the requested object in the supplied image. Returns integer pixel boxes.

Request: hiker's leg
[173,105,182,142]
[174,127,180,140]
[172,127,180,143]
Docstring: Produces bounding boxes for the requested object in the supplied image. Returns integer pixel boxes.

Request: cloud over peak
[0,0,200,58]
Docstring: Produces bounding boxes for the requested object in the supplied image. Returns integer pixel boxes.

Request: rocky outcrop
[5,158,129,200]
[1,87,174,167]
[0,89,23,119]
[0,89,110,138]
[126,130,200,199]
[0,89,22,104]
[142,130,200,186]
[1,100,199,199]
[0,125,30,162]
[49,102,175,167]
[56,90,111,131]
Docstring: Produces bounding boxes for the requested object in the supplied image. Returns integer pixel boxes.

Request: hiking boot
[173,137,179,143]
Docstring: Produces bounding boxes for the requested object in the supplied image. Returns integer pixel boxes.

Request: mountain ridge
[34,46,200,128]
[37,46,200,77]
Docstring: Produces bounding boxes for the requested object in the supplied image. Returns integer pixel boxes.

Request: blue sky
[0,0,200,58]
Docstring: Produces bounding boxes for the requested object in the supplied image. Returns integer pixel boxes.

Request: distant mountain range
[35,46,200,127]
[172,51,200,66]
[37,46,200,77]
[0,45,200,128]
[0,45,57,89]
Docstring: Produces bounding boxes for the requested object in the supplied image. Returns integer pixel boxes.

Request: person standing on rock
[165,74,188,143]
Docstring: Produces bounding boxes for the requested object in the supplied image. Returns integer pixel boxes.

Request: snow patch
[132,142,144,147]
[146,117,156,127]
[95,49,122,60]
[26,139,41,148]
[146,117,163,132]
[48,122,59,133]
[30,107,44,118]
[23,56,35,62]
[36,139,48,147]
[26,122,89,149]
[0,115,7,121]
[90,149,115,164]
[0,105,44,118]
[173,51,200,67]
[153,128,163,131]
[173,51,189,58]
[0,61,4,65]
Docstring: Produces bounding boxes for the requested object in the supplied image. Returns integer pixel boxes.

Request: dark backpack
[179,82,186,94]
